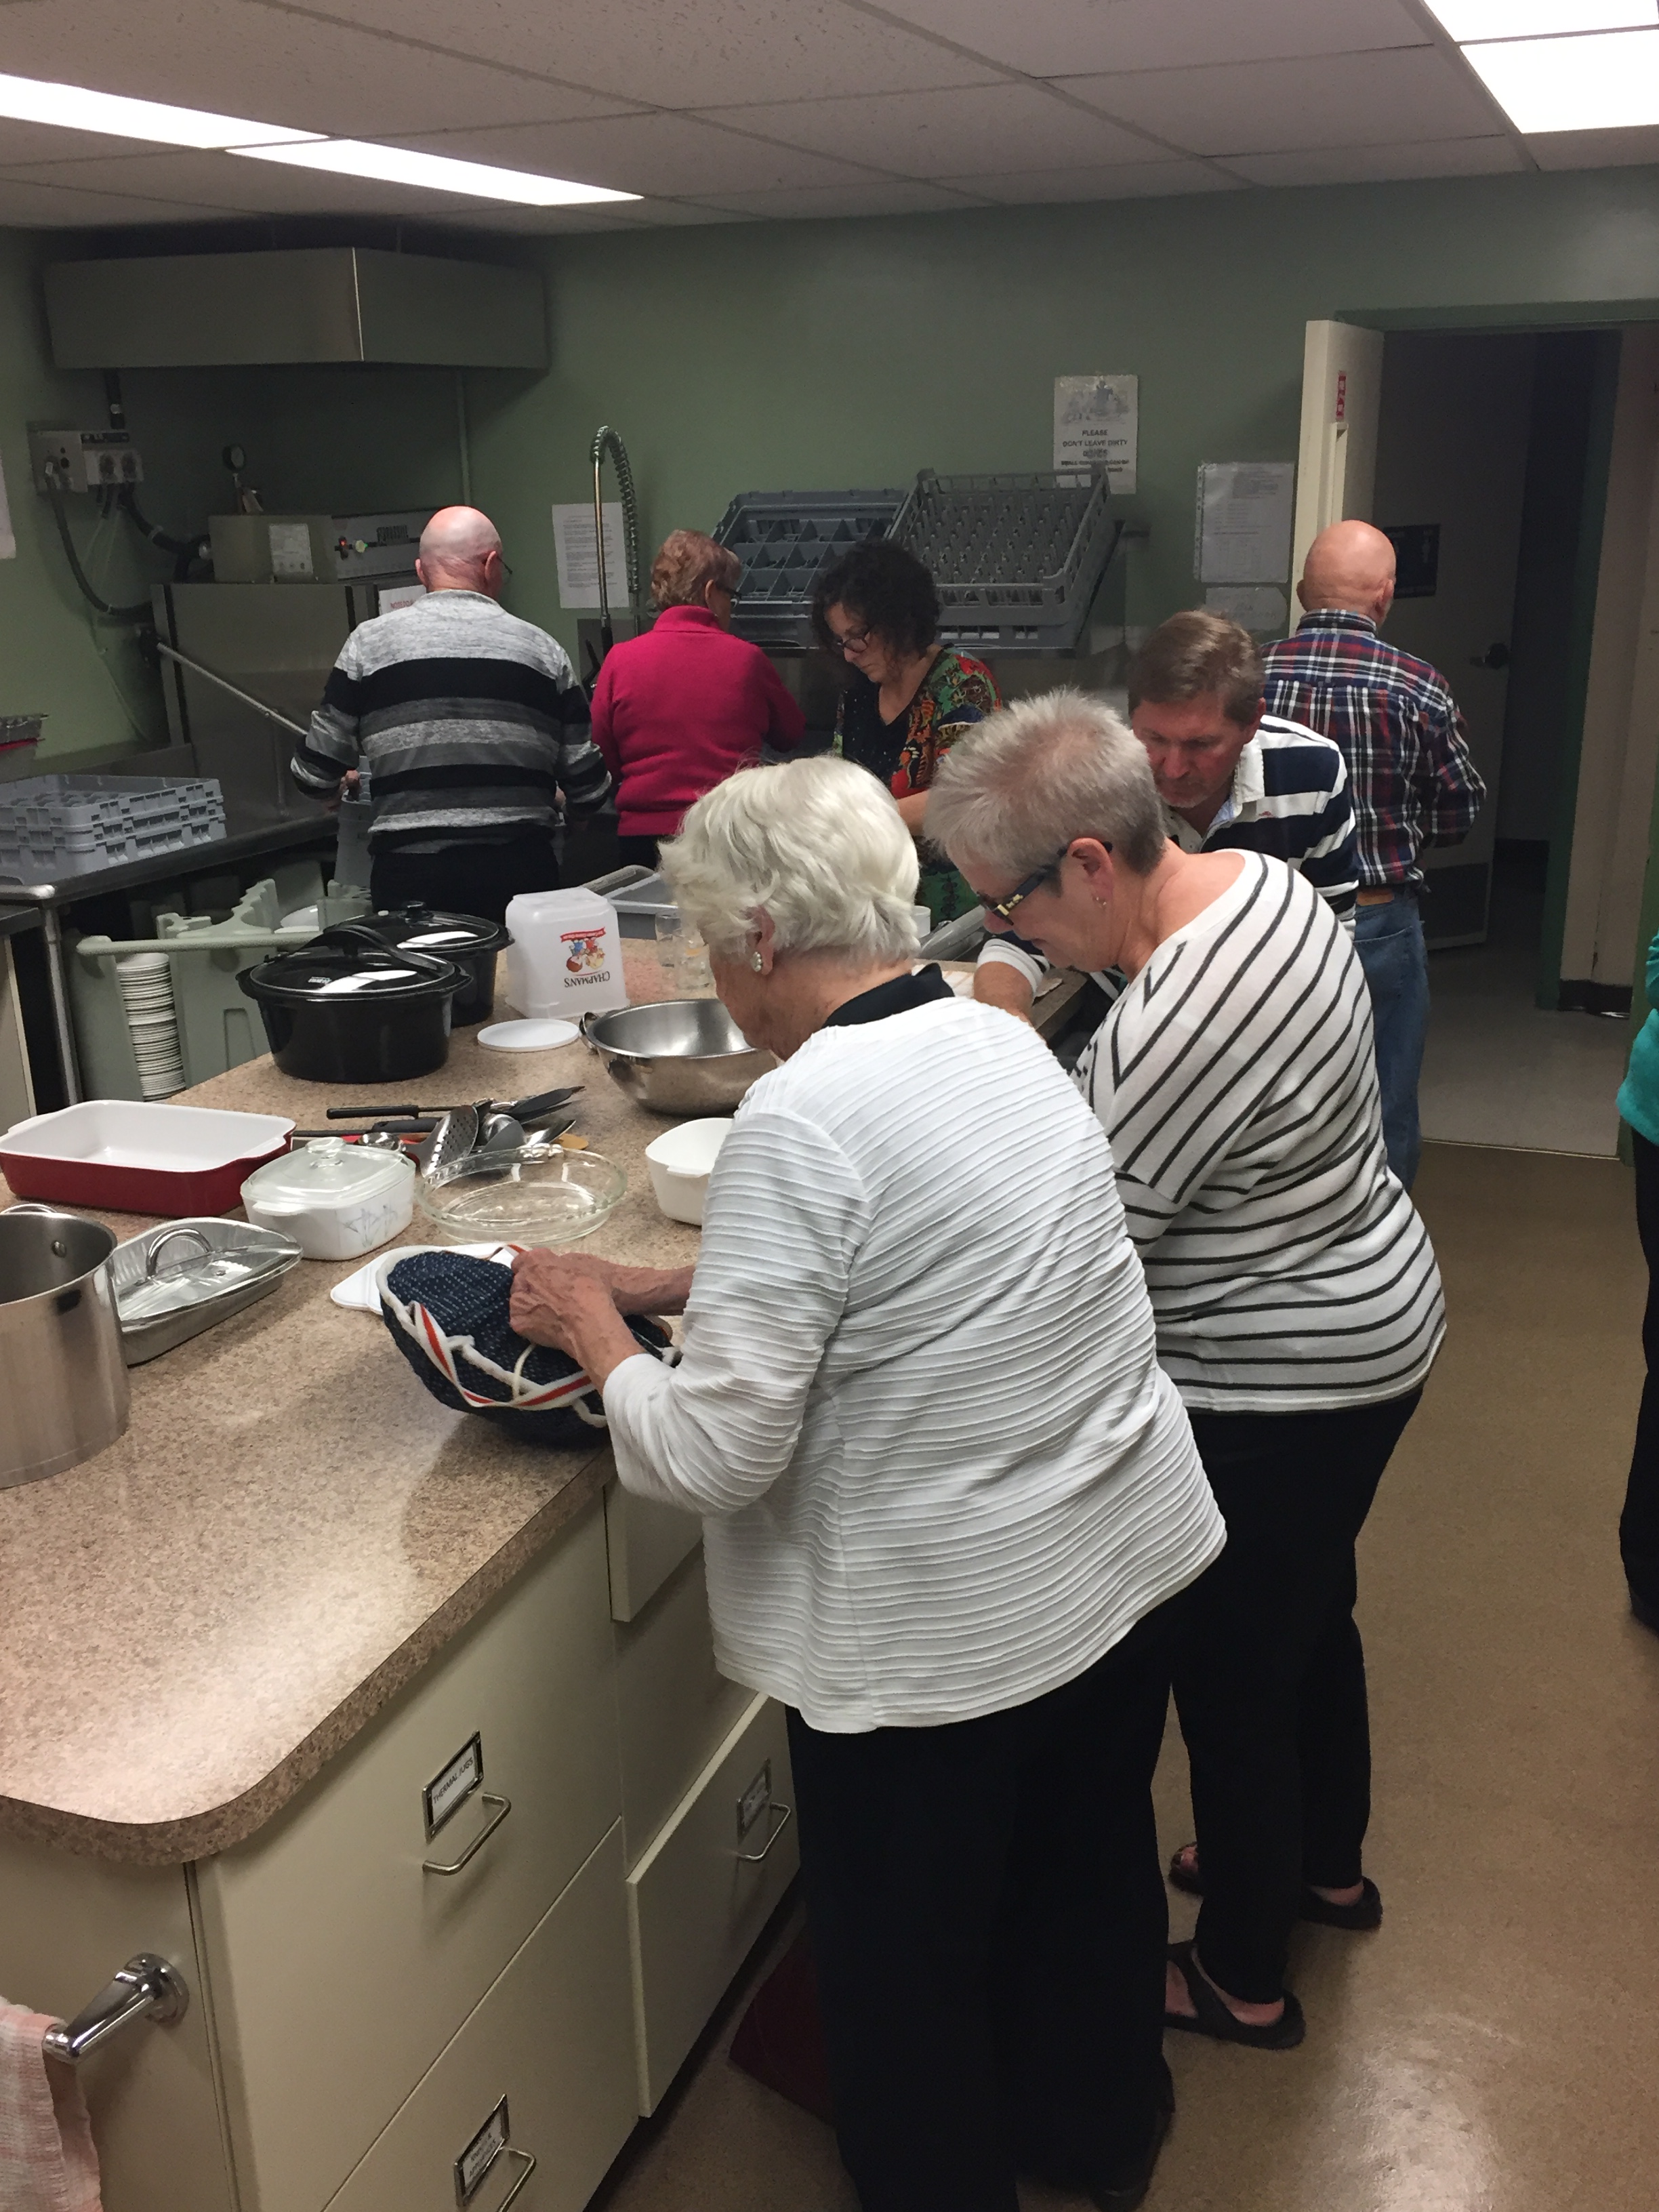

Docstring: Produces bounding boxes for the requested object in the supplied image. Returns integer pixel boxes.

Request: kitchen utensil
[342,905,508,1026]
[476,1018,581,1052]
[241,1138,416,1262]
[0,1101,294,1216]
[237,925,464,1084]
[581,999,776,1115]
[110,1218,302,1364]
[325,1086,581,1122]
[643,1117,733,1227]
[479,1112,527,1153]
[416,1145,626,1247]
[0,1206,128,1489]
[416,1103,482,1177]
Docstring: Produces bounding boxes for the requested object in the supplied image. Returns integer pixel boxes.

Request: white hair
[925,688,1168,878]
[661,756,920,965]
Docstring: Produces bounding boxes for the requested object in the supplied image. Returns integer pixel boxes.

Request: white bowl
[643,1117,733,1226]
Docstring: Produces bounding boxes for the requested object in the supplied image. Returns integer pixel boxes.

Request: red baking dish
[0,1101,294,1216]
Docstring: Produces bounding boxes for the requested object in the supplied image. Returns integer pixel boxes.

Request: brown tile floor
[594,1144,1659,2211]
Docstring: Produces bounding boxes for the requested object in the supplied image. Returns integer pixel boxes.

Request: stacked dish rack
[890,469,1120,654]
[0,773,225,884]
[712,489,907,649]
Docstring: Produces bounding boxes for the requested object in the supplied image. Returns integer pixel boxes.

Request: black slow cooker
[348,905,508,1026]
[239,926,464,1084]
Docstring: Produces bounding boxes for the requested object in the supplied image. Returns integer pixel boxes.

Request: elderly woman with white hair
[928,693,1446,2055]
[510,752,1223,2212]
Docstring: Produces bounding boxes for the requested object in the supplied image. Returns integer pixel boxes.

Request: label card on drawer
[424,1732,485,1840]
[454,2095,510,2206]
[736,1759,772,1842]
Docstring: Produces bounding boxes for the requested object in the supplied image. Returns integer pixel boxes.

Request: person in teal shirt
[1617,927,1659,1630]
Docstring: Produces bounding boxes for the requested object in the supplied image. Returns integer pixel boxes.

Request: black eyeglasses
[978,844,1109,922]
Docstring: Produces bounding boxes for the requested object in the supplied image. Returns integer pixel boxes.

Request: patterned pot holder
[380,1248,674,1444]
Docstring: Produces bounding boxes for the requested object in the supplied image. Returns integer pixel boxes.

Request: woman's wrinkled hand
[509,1250,617,1353]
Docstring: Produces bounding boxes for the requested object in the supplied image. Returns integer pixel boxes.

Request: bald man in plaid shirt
[1263,522,1484,1189]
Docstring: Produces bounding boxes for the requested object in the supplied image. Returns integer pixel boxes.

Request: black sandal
[1164,1940,1305,2050]
[1166,1845,1383,1930]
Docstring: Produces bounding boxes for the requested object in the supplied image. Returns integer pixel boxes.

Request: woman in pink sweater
[590,530,806,867]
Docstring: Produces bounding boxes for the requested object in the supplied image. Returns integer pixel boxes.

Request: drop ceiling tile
[0,173,237,224]
[0,116,174,165]
[282,0,1002,109]
[1525,123,1659,169]
[873,0,1430,77]
[0,0,642,134]
[0,148,483,216]
[939,157,1239,203]
[695,178,978,218]
[384,113,874,196]
[429,196,747,231]
[1226,137,1526,187]
[690,84,1165,178]
[1061,46,1502,155]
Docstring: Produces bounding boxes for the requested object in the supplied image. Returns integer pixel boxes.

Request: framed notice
[1054,374,1138,494]
[1194,462,1296,586]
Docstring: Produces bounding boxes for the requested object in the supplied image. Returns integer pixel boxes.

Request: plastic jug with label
[504,887,629,1018]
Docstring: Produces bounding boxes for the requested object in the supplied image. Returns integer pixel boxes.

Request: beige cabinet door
[626,1694,798,2114]
[602,1478,701,1622]
[0,1837,232,2212]
[612,1548,752,1866]
[197,1500,622,2212]
[325,1823,637,2212]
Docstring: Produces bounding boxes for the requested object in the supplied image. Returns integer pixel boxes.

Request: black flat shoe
[1088,2103,1172,2212]
[1167,1845,1382,1929]
[1631,1588,1659,1635]
[1164,1940,1306,2051]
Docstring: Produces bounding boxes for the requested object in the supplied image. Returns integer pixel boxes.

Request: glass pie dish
[415,1146,627,1248]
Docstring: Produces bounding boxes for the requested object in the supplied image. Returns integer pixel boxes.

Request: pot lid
[242,1136,413,1209]
[240,926,462,1004]
[357,904,508,958]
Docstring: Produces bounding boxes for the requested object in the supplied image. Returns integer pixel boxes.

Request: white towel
[331,1243,521,1314]
[0,2001,102,2212]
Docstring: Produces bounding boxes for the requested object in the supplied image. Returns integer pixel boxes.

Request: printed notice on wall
[1194,462,1296,585]
[1054,375,1138,494]
[1204,585,1289,636]
[552,501,628,609]
[0,453,14,560]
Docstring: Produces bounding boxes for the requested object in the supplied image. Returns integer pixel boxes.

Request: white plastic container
[643,1117,733,1227]
[240,1138,415,1261]
[504,887,628,1020]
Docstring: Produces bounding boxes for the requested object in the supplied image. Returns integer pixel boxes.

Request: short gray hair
[661,756,921,964]
[925,689,1168,878]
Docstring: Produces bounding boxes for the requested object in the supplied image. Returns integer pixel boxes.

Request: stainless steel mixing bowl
[581,999,777,1115]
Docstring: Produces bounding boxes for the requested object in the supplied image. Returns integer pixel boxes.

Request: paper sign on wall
[1194,462,1296,585]
[1205,585,1289,636]
[0,453,14,560]
[552,501,628,610]
[1054,375,1138,494]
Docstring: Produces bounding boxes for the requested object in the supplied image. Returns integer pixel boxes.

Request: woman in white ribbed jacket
[510,754,1223,2212]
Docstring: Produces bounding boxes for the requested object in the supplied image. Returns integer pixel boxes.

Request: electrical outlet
[28,425,144,495]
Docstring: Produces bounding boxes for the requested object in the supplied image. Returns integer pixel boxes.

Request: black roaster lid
[356,903,509,958]
[239,924,464,1004]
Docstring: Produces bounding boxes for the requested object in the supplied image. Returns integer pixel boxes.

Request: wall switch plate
[29,425,144,494]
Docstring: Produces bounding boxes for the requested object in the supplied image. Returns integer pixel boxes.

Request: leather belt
[1355,888,1399,906]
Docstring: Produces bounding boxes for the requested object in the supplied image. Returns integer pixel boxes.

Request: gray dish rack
[0,773,225,884]
[890,469,1120,654]
[712,489,906,649]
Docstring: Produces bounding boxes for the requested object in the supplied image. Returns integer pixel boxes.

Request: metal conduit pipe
[590,425,642,655]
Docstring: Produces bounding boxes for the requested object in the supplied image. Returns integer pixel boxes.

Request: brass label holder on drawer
[454,2093,537,2208]
[733,1758,792,1865]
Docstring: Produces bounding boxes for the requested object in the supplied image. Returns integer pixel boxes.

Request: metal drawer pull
[735,1801,792,1864]
[43,1954,190,2066]
[492,2148,537,2209]
[423,1792,512,1875]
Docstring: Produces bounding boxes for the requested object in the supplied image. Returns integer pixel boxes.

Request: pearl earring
[751,951,764,972]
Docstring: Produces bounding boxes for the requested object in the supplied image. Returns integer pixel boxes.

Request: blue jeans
[1353,893,1428,1189]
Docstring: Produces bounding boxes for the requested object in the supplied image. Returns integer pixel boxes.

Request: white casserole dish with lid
[240,1137,415,1261]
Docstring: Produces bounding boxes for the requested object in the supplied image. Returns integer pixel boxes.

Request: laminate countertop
[0,949,1087,1867]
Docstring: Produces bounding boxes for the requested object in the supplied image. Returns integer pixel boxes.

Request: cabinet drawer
[199,1500,621,2212]
[602,1478,700,1622]
[326,1822,637,2212]
[627,1694,798,2113]
[614,1548,752,1866]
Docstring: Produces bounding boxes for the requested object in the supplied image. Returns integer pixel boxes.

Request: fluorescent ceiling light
[1426,1,1654,33]
[1463,25,1659,129]
[232,138,638,207]
[0,69,318,148]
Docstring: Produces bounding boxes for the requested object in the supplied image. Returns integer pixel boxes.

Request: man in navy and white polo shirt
[974,608,1357,1017]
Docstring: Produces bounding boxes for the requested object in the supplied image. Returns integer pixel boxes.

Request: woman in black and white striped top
[930,689,1445,2053]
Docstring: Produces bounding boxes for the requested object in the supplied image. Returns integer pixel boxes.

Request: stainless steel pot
[0,1206,130,1489]
[581,998,777,1115]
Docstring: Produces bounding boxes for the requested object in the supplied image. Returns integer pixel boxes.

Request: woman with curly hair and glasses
[813,537,1001,927]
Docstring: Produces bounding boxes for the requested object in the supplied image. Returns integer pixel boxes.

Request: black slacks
[368,831,560,926]
[785,1605,1176,2212]
[1620,1129,1659,1612]
[617,832,663,871]
[1174,1389,1422,2005]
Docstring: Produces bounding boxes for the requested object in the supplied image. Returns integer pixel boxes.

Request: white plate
[475,1018,580,1052]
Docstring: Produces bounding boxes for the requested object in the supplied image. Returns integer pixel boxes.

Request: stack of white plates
[116,950,185,1099]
